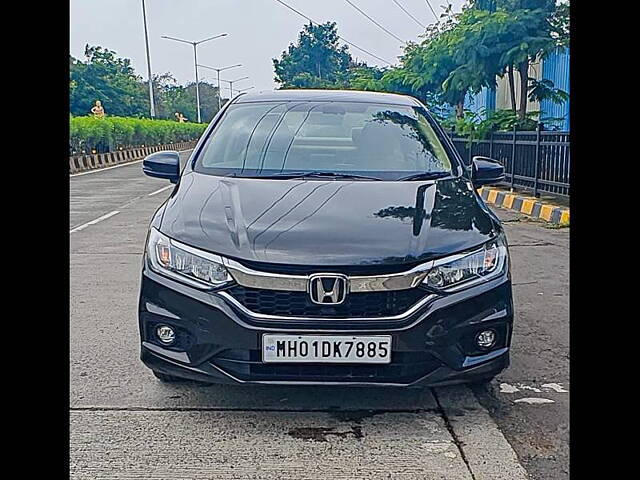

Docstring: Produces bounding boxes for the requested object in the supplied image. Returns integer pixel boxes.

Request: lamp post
[141,0,155,117]
[161,33,227,122]
[198,64,242,110]
[218,76,249,99]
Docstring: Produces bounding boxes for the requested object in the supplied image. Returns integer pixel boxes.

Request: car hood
[159,172,499,267]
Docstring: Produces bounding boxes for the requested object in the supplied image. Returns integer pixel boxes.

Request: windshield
[194,101,455,180]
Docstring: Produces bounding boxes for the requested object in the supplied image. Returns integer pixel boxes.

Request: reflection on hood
[161,173,498,267]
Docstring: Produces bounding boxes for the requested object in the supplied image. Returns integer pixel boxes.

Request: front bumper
[138,265,513,387]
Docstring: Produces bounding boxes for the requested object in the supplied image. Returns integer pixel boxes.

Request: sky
[70,0,466,94]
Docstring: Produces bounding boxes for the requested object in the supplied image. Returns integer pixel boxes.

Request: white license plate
[262,334,392,364]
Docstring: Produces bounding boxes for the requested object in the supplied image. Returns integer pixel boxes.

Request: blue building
[539,48,570,130]
[464,48,570,130]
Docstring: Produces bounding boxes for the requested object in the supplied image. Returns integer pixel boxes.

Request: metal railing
[448,126,570,197]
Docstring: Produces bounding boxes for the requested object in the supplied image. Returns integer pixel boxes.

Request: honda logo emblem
[308,274,348,305]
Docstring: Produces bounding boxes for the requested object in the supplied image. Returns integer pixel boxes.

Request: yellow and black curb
[478,187,570,226]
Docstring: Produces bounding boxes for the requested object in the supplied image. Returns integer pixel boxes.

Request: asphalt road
[70,152,569,479]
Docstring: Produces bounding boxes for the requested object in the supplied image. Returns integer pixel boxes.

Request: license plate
[262,334,392,364]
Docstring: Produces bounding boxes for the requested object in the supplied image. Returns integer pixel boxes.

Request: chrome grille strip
[222,258,435,293]
[223,258,307,291]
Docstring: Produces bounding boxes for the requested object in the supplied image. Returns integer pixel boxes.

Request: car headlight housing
[423,233,508,291]
[146,227,233,289]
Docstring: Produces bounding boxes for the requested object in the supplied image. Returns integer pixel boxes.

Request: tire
[152,370,184,383]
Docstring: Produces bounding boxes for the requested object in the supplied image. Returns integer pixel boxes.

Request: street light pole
[198,63,242,111]
[141,0,155,118]
[161,33,227,123]
[217,76,249,99]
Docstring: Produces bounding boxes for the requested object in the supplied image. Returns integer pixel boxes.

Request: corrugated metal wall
[540,48,570,130]
[465,87,496,118]
[464,50,570,131]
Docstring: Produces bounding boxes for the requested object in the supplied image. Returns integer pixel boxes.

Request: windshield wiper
[397,171,451,181]
[259,171,382,181]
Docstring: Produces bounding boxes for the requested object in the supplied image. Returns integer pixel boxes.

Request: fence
[448,127,570,197]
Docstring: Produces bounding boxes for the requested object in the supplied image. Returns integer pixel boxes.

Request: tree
[193,82,223,122]
[273,22,352,88]
[269,1,569,127]
[70,45,148,117]
[447,7,524,115]
[473,0,568,120]
[348,65,386,91]
[150,73,222,123]
[377,7,501,118]
[550,1,570,48]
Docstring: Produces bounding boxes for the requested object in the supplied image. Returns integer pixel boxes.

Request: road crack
[432,388,477,480]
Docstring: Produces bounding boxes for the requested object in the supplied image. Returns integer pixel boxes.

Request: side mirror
[142,150,181,183]
[470,156,505,187]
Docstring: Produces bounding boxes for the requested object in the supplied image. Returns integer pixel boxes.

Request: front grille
[225,285,428,318]
[211,349,441,384]
[232,259,422,276]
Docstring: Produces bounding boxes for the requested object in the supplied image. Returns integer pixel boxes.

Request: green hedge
[69,116,208,154]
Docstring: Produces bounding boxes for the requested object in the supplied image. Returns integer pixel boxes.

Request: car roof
[233,89,422,107]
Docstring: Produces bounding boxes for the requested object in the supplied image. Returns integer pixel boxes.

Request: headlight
[423,233,508,291]
[146,227,233,289]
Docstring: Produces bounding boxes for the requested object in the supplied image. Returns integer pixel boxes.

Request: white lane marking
[70,159,143,177]
[499,383,520,394]
[517,384,542,393]
[499,382,569,395]
[541,382,569,393]
[514,397,555,405]
[148,185,173,196]
[70,211,120,233]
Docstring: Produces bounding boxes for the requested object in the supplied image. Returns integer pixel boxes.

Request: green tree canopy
[70,45,148,117]
[273,22,352,88]
[353,0,569,122]
[151,73,222,123]
[70,45,222,123]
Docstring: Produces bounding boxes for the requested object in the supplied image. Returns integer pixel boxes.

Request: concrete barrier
[69,140,197,174]
[478,186,570,226]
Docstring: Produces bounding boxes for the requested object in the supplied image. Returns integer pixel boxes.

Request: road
[70,152,569,480]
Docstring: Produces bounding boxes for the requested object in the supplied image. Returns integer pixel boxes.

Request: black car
[139,89,512,387]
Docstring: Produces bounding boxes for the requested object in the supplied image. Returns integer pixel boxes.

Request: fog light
[476,330,496,349]
[156,325,176,345]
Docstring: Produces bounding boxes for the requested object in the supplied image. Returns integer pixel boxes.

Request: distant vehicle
[139,89,512,387]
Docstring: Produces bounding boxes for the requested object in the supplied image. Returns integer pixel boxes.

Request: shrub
[69,116,208,154]
[442,109,541,143]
